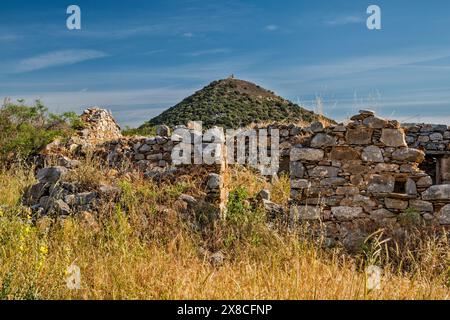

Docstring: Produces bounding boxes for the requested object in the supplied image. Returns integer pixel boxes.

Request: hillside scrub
[0,99,83,164]
[142,78,334,130]
[0,162,449,300]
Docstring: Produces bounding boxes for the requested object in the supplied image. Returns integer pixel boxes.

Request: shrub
[0,99,82,163]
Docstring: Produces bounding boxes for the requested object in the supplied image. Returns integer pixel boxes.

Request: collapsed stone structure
[28,107,450,250]
[32,108,226,219]
[289,110,450,249]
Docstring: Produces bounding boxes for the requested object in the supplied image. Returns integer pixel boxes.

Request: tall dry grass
[0,162,449,300]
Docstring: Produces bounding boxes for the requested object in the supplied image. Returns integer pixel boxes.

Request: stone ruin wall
[403,123,450,185]
[36,108,450,249]
[289,110,450,249]
[41,108,226,217]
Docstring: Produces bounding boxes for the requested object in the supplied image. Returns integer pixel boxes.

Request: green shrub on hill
[0,99,83,163]
[140,78,333,130]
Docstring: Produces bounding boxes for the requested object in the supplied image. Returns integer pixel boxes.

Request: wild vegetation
[0,100,449,300]
[141,78,333,130]
[0,160,449,299]
[0,99,83,163]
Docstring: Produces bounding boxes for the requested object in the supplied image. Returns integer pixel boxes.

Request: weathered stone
[370,208,395,219]
[359,109,375,116]
[155,125,171,137]
[331,206,363,221]
[262,199,284,218]
[179,194,198,207]
[333,124,347,132]
[438,205,450,225]
[422,185,450,201]
[405,135,416,144]
[290,205,321,220]
[349,195,377,208]
[367,174,395,193]
[310,133,336,148]
[342,163,368,175]
[257,189,271,201]
[36,166,68,184]
[308,166,339,178]
[206,173,222,190]
[310,121,324,133]
[146,153,163,161]
[35,193,49,206]
[430,132,443,141]
[363,116,388,129]
[391,148,425,162]
[25,183,48,205]
[139,144,152,153]
[290,126,302,136]
[52,199,71,215]
[405,178,417,195]
[336,187,359,196]
[400,164,418,173]
[374,163,399,173]
[290,162,305,178]
[134,153,145,160]
[409,200,433,212]
[362,146,384,163]
[418,135,430,143]
[385,198,408,210]
[290,148,324,162]
[75,192,97,206]
[320,177,347,187]
[420,124,447,133]
[330,146,360,161]
[380,129,407,147]
[291,179,311,189]
[346,127,373,145]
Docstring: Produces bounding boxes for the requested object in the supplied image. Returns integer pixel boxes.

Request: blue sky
[1,0,450,127]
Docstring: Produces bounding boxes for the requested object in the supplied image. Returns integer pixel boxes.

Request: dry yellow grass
[0,163,449,300]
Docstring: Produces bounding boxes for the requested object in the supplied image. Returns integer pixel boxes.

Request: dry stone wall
[34,107,450,250]
[290,110,450,250]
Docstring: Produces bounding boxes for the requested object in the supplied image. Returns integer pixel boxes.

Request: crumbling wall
[33,107,450,249]
[289,110,450,250]
[404,123,450,152]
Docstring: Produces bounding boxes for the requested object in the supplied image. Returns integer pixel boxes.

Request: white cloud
[183,32,194,38]
[15,49,109,73]
[265,24,278,31]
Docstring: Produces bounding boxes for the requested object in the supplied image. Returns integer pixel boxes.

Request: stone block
[308,166,340,178]
[385,198,408,210]
[367,174,395,193]
[310,133,336,148]
[330,146,361,161]
[331,206,363,221]
[392,148,425,163]
[346,127,373,145]
[290,205,321,220]
[290,148,324,162]
[422,185,450,201]
[380,129,407,147]
[362,146,384,162]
